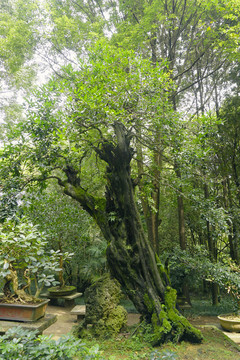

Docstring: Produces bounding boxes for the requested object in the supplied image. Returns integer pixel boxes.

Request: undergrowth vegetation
[184,295,238,317]
[0,327,102,360]
[0,302,239,360]
[0,326,180,360]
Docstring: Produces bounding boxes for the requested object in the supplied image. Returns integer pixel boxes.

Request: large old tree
[1,42,202,344]
[1,0,240,344]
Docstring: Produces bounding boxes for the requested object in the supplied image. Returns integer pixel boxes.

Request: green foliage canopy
[1,41,173,202]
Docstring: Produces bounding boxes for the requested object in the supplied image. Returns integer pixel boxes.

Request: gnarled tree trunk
[60,122,202,345]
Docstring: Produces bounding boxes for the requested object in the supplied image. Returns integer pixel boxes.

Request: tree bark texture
[136,133,161,255]
[204,183,219,306]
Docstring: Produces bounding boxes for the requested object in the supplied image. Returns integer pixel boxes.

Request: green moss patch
[79,274,127,338]
[83,326,240,359]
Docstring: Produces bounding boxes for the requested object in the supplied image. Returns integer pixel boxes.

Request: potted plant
[218,313,240,332]
[0,217,62,322]
[216,267,240,332]
[48,241,76,297]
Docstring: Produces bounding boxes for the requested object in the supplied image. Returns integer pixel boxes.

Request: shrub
[166,245,240,306]
[0,327,104,359]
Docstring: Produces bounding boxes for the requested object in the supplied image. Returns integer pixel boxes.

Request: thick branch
[58,179,110,239]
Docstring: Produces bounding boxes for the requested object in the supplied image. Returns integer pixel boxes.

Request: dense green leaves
[0,0,38,74]
[2,40,173,197]
[0,327,103,359]
[167,245,240,306]
[22,187,107,286]
[0,218,66,298]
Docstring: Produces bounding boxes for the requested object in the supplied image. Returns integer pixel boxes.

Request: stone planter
[48,286,76,297]
[218,313,240,332]
[0,299,49,322]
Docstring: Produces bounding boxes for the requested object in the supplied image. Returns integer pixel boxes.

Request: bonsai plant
[217,271,240,332]
[48,241,76,296]
[0,217,64,320]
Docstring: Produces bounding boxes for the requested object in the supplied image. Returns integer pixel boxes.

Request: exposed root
[2,265,35,303]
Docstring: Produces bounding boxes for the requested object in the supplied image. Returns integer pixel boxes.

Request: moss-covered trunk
[98,123,202,344]
[61,122,202,345]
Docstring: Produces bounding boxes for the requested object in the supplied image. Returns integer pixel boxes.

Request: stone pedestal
[0,313,57,335]
[41,292,82,307]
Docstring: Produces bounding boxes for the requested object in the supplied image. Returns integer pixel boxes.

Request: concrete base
[0,313,57,335]
[223,331,240,345]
